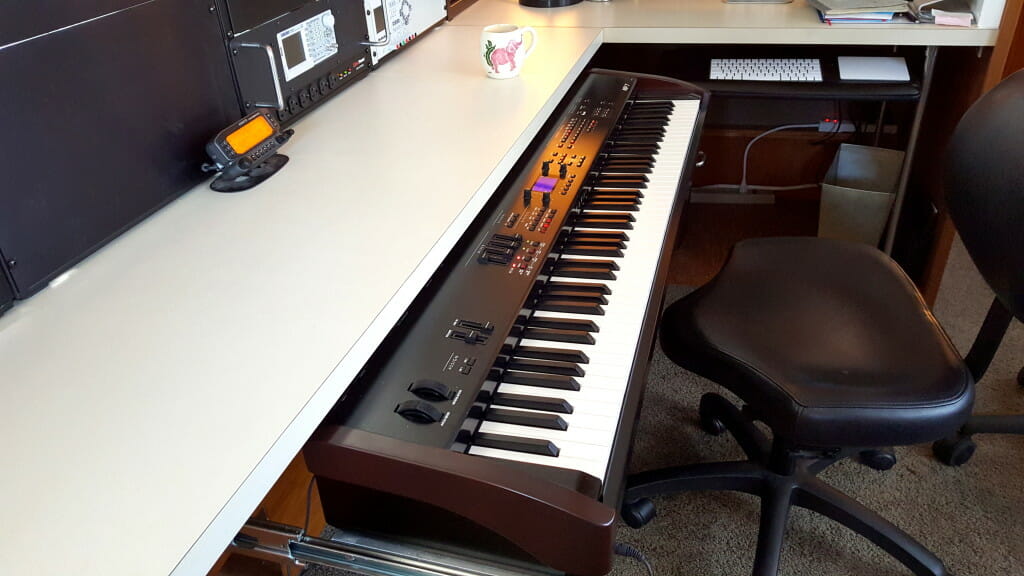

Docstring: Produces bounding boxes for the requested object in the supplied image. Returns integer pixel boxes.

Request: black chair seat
[661,237,973,448]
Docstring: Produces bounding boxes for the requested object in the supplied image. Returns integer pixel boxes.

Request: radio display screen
[281,32,306,69]
[373,6,386,35]
[225,114,274,154]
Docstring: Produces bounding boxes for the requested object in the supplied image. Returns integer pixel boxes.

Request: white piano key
[475,102,700,481]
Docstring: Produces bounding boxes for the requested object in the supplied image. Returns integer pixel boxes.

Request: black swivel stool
[621,65,1024,576]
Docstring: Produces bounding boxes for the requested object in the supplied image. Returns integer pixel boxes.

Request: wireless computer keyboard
[709,58,823,82]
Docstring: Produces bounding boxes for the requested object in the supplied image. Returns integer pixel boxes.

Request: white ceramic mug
[480,24,538,79]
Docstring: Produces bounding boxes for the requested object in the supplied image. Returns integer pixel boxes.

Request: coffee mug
[480,24,538,79]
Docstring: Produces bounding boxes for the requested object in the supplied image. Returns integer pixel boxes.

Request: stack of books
[808,0,909,23]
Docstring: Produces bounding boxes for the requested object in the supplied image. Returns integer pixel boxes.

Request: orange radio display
[225,114,275,154]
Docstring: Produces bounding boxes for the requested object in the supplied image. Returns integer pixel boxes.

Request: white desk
[0,1,1003,575]
[0,24,602,576]
[454,0,1002,45]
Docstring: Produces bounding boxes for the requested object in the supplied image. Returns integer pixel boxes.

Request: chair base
[933,413,1024,466]
[622,393,949,576]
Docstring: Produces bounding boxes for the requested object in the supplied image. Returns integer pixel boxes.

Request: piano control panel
[328,73,637,448]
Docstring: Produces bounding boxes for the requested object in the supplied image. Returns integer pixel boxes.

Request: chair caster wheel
[933,435,976,466]
[698,395,727,436]
[621,498,657,528]
[858,448,897,471]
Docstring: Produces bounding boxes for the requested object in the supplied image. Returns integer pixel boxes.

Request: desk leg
[883,45,938,255]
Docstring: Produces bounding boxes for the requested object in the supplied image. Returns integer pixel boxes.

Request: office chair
[621,69,1024,576]
[930,70,1024,466]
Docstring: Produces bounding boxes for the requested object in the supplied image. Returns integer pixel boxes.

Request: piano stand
[304,426,617,576]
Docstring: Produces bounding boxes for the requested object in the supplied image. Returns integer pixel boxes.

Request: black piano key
[562,236,626,248]
[507,358,585,377]
[522,327,596,344]
[622,115,670,124]
[558,243,625,257]
[624,108,672,116]
[473,432,560,457]
[582,202,638,212]
[626,104,673,112]
[513,345,590,364]
[526,317,600,332]
[601,159,654,168]
[485,408,569,431]
[573,221,631,232]
[553,258,620,271]
[502,371,581,391]
[620,117,669,126]
[542,281,612,294]
[612,129,663,137]
[573,214,635,226]
[535,299,605,315]
[608,146,658,156]
[595,173,648,183]
[559,236,627,247]
[615,140,664,147]
[627,102,674,110]
[540,291,608,304]
[595,166,652,175]
[575,212,636,223]
[613,133,664,143]
[565,231,630,243]
[587,190,645,198]
[491,392,573,414]
[550,266,617,279]
[594,178,648,189]
[600,155,654,165]
[618,117,667,125]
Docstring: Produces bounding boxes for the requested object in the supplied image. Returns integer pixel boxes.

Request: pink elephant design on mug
[481,25,537,79]
[489,39,522,73]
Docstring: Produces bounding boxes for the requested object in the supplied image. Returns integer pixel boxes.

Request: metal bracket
[237,43,286,110]
[232,519,306,567]
[230,519,562,576]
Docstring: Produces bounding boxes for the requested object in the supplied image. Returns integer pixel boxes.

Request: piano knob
[559,164,568,178]
[409,379,452,402]
[396,399,444,424]
[541,160,552,176]
[523,188,532,205]
[542,191,551,206]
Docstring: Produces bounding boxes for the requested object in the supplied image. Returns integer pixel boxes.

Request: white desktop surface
[0,25,602,576]
[455,0,1000,45]
[0,0,1005,573]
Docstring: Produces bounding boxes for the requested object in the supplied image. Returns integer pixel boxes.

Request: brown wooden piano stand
[301,426,617,576]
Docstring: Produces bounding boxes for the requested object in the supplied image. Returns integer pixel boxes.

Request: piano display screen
[532,176,558,193]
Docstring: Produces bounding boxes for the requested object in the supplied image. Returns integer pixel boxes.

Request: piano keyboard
[306,70,707,576]
[468,101,700,481]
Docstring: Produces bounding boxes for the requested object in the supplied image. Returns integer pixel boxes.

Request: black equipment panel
[220,0,370,126]
[0,267,12,315]
[0,0,240,300]
[222,0,308,33]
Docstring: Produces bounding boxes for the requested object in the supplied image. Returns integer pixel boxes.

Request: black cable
[614,542,655,576]
[303,476,316,536]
